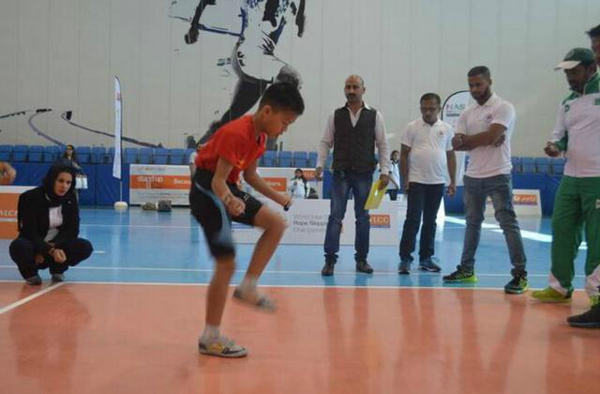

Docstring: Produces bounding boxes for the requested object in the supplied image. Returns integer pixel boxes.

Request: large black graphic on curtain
[170,0,306,147]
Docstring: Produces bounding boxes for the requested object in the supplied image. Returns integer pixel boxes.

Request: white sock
[239,276,258,292]
[201,325,220,341]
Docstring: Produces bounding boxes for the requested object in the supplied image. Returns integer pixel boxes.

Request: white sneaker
[198,336,248,358]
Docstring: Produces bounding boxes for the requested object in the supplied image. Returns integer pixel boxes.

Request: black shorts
[189,169,263,258]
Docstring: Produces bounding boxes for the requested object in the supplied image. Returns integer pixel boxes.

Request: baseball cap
[555,48,596,70]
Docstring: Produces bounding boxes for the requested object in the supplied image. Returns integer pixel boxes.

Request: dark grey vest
[332,106,377,173]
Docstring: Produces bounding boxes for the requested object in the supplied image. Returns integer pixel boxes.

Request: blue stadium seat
[184,148,195,164]
[154,148,169,164]
[521,157,535,174]
[308,151,318,168]
[13,145,28,162]
[91,147,107,164]
[263,151,277,167]
[511,157,522,173]
[43,146,60,163]
[279,151,293,167]
[293,151,309,168]
[535,157,550,173]
[27,145,44,162]
[170,149,185,165]
[552,164,565,175]
[76,146,91,164]
[106,147,115,164]
[138,148,153,164]
[124,148,138,164]
[0,145,12,161]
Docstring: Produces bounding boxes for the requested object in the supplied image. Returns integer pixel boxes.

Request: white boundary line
[0,283,64,315]
[0,265,583,278]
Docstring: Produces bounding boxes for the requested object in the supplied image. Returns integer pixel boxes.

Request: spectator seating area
[0,145,567,174]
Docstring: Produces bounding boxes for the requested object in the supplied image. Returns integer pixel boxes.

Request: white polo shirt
[401,118,454,184]
[551,73,600,177]
[456,93,515,178]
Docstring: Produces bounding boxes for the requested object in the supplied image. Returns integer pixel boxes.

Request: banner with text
[485,189,542,217]
[129,165,191,205]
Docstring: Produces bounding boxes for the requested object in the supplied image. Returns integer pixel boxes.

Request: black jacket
[16,187,80,253]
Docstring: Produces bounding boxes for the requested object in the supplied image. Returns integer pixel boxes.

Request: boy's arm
[212,158,245,216]
[244,160,291,208]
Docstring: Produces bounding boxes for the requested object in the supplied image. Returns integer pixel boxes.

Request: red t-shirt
[196,115,266,184]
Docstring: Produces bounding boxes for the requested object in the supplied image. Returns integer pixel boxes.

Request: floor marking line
[0,265,583,278]
[0,283,64,315]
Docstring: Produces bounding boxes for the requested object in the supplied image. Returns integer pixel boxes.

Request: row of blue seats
[511,157,566,175]
[0,145,567,173]
[0,145,322,167]
[0,145,196,165]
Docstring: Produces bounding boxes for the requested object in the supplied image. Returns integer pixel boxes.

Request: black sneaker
[442,266,477,283]
[321,261,335,276]
[567,304,600,328]
[51,273,65,283]
[25,275,42,286]
[398,259,411,275]
[356,259,374,274]
[504,275,528,294]
[419,257,441,273]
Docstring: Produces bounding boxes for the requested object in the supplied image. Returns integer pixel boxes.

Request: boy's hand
[281,193,293,211]
[223,195,246,216]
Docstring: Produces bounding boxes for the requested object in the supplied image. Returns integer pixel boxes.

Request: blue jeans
[324,170,373,261]
[399,182,445,262]
[460,174,527,273]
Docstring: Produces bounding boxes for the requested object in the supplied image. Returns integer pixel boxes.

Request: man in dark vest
[315,75,390,276]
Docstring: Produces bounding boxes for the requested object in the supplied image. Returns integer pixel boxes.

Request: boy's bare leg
[205,256,235,327]
[200,256,248,358]
[235,206,286,309]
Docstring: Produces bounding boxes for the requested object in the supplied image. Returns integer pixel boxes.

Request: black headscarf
[43,164,77,207]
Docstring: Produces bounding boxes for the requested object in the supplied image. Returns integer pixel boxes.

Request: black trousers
[9,237,93,279]
[399,183,445,262]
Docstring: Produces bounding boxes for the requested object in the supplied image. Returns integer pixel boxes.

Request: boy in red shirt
[190,82,304,357]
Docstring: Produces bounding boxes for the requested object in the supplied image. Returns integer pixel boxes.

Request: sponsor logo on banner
[0,194,19,220]
[513,194,538,205]
[486,194,538,206]
[130,175,191,190]
[370,214,390,228]
[263,177,287,192]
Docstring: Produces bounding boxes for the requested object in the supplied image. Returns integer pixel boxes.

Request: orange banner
[370,214,391,228]
[0,192,20,239]
[130,175,191,190]
[263,177,287,192]
[513,194,538,205]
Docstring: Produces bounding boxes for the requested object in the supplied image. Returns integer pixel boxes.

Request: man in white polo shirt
[443,66,528,294]
[398,93,456,274]
[531,47,600,326]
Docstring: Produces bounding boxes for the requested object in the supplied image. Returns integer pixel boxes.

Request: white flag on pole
[113,76,122,179]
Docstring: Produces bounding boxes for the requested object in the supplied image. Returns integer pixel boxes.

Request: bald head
[344,75,366,104]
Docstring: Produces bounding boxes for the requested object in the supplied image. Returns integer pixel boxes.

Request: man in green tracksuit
[563,25,600,328]
[532,47,600,320]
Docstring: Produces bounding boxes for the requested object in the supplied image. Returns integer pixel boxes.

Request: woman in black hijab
[9,164,93,285]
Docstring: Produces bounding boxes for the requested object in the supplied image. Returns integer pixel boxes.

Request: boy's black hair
[467,66,491,79]
[420,93,441,105]
[586,24,600,38]
[259,82,305,115]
